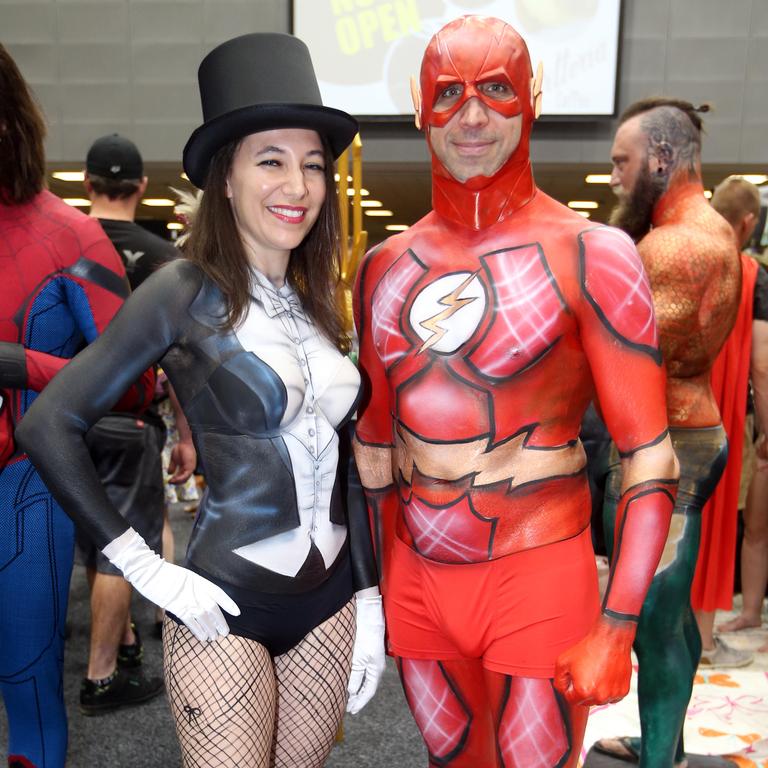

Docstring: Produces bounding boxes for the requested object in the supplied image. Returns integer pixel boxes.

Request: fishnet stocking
[163,617,275,768]
[271,599,355,768]
[163,600,355,768]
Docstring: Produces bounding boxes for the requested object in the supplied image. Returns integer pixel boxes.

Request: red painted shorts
[385,527,600,678]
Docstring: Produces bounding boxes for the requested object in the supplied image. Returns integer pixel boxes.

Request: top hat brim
[183,103,359,189]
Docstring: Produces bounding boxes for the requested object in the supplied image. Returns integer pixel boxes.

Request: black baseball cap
[86,134,143,180]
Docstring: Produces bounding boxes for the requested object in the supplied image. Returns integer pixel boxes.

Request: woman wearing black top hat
[17,33,385,766]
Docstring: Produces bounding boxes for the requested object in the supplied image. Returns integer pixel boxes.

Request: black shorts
[171,549,354,657]
[76,413,165,575]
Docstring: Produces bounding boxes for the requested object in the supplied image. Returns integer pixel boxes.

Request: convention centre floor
[1,502,766,767]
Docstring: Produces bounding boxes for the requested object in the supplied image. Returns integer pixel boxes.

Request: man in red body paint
[352,15,679,767]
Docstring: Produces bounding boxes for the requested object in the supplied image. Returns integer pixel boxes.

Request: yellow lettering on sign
[395,0,420,33]
[379,4,398,41]
[336,17,360,54]
[331,0,356,14]
[334,0,423,56]
[358,9,378,48]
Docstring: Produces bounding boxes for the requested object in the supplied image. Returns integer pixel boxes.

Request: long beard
[609,165,665,242]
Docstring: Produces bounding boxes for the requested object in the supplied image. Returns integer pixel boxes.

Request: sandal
[592,737,640,763]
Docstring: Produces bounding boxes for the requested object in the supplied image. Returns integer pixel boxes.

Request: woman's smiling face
[226,128,327,268]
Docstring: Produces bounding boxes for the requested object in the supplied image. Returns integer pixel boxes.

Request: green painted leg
[602,463,701,768]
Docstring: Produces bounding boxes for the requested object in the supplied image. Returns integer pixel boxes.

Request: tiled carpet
[582,597,768,767]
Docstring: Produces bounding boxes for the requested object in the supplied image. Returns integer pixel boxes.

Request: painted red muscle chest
[372,243,567,375]
[364,222,662,449]
[370,238,578,446]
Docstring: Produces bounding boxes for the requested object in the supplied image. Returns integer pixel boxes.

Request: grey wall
[2,0,766,167]
[610,0,767,166]
[2,0,290,162]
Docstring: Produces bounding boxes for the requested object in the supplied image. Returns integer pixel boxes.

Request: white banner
[293,0,622,118]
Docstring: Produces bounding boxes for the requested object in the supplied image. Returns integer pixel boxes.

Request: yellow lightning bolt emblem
[419,272,479,353]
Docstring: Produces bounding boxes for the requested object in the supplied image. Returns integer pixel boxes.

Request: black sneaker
[117,622,143,669]
[80,668,164,716]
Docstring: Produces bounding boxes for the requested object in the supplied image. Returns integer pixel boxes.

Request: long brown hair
[0,44,46,205]
[185,137,349,352]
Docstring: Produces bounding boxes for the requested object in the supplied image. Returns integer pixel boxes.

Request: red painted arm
[23,226,154,412]
[554,227,678,705]
[22,348,153,413]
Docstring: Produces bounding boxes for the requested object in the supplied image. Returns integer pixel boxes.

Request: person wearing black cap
[85,133,179,289]
[17,32,384,766]
[74,133,189,715]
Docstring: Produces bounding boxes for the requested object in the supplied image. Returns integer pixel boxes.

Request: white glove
[346,592,386,714]
[103,528,240,643]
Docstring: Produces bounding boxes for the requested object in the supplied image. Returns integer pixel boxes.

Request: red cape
[691,254,758,611]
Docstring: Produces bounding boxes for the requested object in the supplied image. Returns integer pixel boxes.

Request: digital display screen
[292,0,622,118]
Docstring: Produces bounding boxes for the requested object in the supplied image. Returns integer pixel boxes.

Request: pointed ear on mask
[410,76,423,131]
[531,62,543,119]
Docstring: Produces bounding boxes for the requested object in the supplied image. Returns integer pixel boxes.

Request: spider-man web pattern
[0,190,151,767]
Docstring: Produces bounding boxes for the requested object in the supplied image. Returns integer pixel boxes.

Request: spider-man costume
[0,190,153,768]
[353,17,678,767]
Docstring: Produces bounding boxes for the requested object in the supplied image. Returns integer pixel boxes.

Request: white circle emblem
[409,272,486,353]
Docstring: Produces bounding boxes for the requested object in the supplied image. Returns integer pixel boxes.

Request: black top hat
[183,33,358,188]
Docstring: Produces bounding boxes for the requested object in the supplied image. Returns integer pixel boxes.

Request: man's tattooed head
[609,98,710,239]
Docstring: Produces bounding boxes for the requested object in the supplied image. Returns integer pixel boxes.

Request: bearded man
[594,100,741,767]
[353,17,679,768]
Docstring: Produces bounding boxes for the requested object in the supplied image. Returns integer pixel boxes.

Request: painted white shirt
[232,268,360,577]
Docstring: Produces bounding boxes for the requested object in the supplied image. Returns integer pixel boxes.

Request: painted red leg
[485,669,587,768]
[399,658,586,767]
[398,657,498,767]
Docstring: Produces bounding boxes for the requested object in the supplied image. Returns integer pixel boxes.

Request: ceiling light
[141,198,176,207]
[585,174,612,184]
[385,224,409,231]
[576,211,591,218]
[62,197,91,207]
[346,188,369,196]
[334,174,353,182]
[568,201,599,209]
[52,171,85,182]
[736,174,768,185]
[166,222,184,230]
[703,190,713,199]
[359,200,383,208]
[364,209,393,217]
